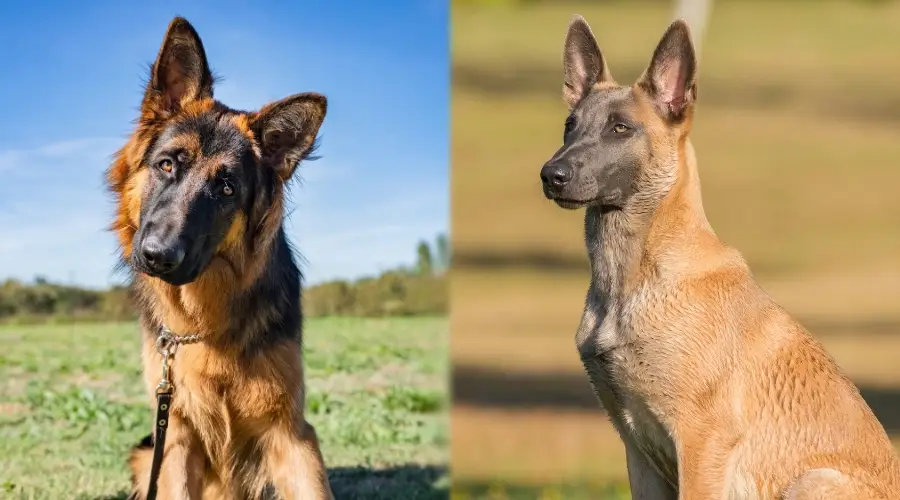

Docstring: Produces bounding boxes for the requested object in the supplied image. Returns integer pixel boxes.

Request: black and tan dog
[107,17,333,499]
[540,15,900,499]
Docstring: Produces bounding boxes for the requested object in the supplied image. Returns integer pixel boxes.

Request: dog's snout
[140,237,186,274]
[540,163,573,189]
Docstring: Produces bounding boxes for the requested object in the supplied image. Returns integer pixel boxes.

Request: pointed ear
[142,17,214,118]
[563,15,613,109]
[637,19,698,122]
[250,93,327,181]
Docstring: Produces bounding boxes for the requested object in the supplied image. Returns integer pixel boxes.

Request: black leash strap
[144,328,204,499]
[146,328,181,500]
[146,390,171,500]
[144,328,204,500]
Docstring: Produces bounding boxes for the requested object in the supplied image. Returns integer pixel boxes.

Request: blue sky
[0,1,448,288]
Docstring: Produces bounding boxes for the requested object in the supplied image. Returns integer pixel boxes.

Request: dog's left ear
[637,19,698,122]
[250,93,327,181]
[563,15,613,110]
[143,17,214,119]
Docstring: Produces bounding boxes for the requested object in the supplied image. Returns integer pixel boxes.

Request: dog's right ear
[636,19,697,123]
[563,15,613,110]
[250,93,327,182]
[141,17,214,120]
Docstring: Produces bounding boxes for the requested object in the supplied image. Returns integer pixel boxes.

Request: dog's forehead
[157,111,252,161]
[577,86,635,121]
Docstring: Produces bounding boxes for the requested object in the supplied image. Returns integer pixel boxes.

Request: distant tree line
[305,233,450,317]
[0,233,449,324]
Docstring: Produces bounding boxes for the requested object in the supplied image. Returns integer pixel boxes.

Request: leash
[146,327,203,500]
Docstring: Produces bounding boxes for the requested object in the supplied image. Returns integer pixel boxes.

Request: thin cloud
[0,137,122,172]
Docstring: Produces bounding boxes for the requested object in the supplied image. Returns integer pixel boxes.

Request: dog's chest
[165,348,291,460]
[171,368,239,451]
[576,301,679,485]
[173,369,230,421]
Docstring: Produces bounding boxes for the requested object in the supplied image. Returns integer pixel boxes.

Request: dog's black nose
[540,163,573,189]
[141,238,185,274]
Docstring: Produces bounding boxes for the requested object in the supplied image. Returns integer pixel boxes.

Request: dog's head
[540,16,698,212]
[111,17,326,286]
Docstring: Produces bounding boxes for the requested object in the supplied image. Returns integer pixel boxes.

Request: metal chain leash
[147,326,205,500]
[154,326,204,393]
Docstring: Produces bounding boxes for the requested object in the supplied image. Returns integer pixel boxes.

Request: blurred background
[451,0,900,498]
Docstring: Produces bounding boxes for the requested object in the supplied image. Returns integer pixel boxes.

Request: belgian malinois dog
[106,17,333,499]
[539,16,900,499]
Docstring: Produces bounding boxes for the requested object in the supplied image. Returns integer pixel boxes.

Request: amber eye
[222,183,234,196]
[613,123,629,134]
[157,159,174,173]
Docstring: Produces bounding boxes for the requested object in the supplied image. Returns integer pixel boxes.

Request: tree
[435,233,450,274]
[416,240,434,276]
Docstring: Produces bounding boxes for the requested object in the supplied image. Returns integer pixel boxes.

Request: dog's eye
[564,116,576,136]
[613,123,629,134]
[157,159,174,173]
[222,182,234,197]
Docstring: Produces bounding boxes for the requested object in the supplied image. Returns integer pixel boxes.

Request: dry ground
[451,1,900,496]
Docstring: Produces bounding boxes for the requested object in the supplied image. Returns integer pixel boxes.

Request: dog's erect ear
[250,93,327,181]
[563,15,613,109]
[637,19,698,122]
[142,17,214,118]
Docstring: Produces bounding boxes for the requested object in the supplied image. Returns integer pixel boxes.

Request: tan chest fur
[576,281,684,487]
[140,335,303,468]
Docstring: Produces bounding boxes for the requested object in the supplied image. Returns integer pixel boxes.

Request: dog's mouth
[542,184,593,210]
[132,230,242,286]
[150,254,239,286]
[136,259,201,286]
[550,197,623,213]
[551,198,591,210]
[132,249,206,286]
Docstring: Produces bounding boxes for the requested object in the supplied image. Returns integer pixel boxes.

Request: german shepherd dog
[106,17,333,499]
[540,16,900,499]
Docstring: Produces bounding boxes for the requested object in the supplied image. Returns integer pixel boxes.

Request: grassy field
[451,1,900,498]
[0,317,448,499]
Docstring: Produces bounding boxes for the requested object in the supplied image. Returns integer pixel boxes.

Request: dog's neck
[135,226,302,351]
[585,137,719,303]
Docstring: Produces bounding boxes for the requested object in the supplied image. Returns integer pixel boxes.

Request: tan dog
[539,16,900,499]
[107,17,333,500]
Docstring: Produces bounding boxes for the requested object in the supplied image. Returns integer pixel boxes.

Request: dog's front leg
[676,467,723,500]
[129,414,206,500]
[263,418,334,500]
[675,440,730,500]
[625,440,677,500]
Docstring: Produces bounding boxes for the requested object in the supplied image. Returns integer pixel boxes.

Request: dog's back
[655,254,900,497]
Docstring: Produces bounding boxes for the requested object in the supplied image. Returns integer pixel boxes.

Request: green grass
[0,317,449,499]
[451,482,630,500]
